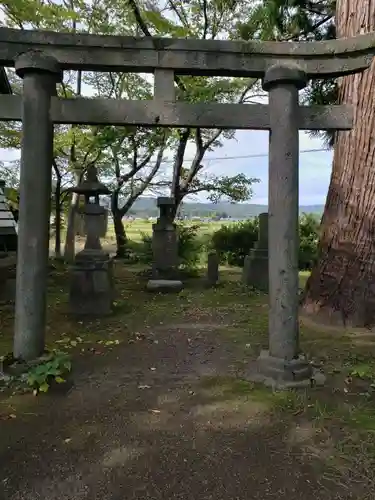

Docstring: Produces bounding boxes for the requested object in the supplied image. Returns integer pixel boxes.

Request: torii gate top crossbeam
[0,27,375,78]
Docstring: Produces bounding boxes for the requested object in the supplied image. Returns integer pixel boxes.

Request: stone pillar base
[146,279,183,293]
[247,350,325,389]
[242,249,268,292]
[69,254,114,317]
[151,264,180,281]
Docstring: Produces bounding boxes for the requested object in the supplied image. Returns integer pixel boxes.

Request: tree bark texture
[113,211,128,258]
[302,0,375,327]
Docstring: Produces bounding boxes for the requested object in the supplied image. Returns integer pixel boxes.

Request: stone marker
[0,180,17,253]
[68,166,114,317]
[242,212,268,291]
[146,279,183,293]
[206,251,219,287]
[0,251,17,303]
[151,197,179,280]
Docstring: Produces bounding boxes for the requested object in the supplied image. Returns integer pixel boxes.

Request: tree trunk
[113,211,128,258]
[302,0,375,327]
[54,178,62,257]
[63,192,79,262]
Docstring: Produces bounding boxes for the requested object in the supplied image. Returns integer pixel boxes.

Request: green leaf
[39,382,50,393]
[55,376,66,384]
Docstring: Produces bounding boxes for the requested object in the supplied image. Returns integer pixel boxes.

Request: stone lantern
[68,165,114,316]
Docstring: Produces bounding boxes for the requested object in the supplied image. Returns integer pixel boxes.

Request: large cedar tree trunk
[302,0,375,327]
[303,0,375,327]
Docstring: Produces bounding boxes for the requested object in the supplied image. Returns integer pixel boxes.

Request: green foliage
[211,219,259,266]
[211,214,320,269]
[299,213,320,270]
[26,351,72,395]
[176,224,203,271]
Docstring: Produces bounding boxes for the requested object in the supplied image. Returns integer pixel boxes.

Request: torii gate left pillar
[13,52,62,361]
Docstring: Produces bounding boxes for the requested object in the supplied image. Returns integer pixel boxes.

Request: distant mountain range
[127,197,324,218]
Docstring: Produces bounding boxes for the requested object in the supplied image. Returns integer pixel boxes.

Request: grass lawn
[2,260,375,497]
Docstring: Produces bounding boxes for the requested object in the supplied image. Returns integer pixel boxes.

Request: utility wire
[161,147,330,164]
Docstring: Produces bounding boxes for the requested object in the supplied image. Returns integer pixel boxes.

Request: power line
[161,147,330,164]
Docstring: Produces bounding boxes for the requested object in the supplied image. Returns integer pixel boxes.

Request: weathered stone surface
[0,95,354,131]
[1,27,374,78]
[265,65,304,366]
[242,212,268,292]
[146,279,183,293]
[75,209,108,238]
[206,252,219,287]
[69,257,114,316]
[152,197,179,280]
[0,251,16,303]
[13,53,62,361]
[68,167,114,317]
[247,350,325,389]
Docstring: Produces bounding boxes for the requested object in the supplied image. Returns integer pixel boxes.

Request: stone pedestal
[69,250,114,316]
[242,212,268,291]
[151,197,179,280]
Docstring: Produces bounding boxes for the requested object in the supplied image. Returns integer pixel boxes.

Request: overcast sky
[0,129,332,206]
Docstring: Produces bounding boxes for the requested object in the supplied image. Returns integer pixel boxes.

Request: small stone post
[151,197,179,279]
[206,251,219,287]
[13,52,62,361]
[254,64,313,386]
[68,166,114,317]
[242,212,269,291]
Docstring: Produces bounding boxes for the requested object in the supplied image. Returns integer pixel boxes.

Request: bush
[211,219,259,266]
[299,213,320,270]
[211,214,320,270]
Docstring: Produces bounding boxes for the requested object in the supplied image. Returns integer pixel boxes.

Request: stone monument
[242,213,268,291]
[147,197,182,292]
[68,166,114,317]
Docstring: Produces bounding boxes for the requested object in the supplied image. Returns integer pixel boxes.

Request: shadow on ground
[1,265,375,499]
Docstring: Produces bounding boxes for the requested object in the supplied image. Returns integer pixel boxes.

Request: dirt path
[0,320,357,500]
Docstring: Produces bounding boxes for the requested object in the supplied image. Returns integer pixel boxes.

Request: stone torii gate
[0,27,374,386]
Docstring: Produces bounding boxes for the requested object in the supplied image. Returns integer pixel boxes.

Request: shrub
[211,219,259,266]
[299,213,320,270]
[210,214,320,270]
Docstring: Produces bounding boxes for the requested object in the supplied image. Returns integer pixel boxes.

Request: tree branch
[118,141,166,217]
[171,128,191,199]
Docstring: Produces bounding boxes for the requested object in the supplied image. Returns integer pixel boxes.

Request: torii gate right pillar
[251,64,322,388]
